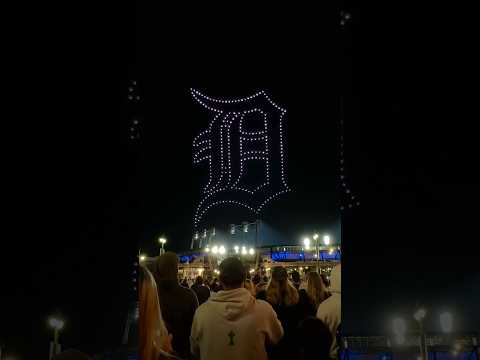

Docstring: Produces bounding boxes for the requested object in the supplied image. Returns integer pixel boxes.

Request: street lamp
[414,308,428,360]
[414,308,426,322]
[303,237,311,250]
[241,246,247,255]
[219,245,226,255]
[249,248,255,255]
[323,235,331,245]
[48,316,64,359]
[139,254,146,262]
[234,245,239,254]
[308,234,321,272]
[212,245,218,254]
[159,237,167,255]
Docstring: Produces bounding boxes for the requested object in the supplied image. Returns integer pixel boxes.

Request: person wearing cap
[190,257,284,360]
[190,276,210,306]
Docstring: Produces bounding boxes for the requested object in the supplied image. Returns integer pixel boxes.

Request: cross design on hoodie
[228,330,236,346]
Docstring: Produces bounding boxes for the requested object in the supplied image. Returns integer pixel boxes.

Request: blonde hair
[139,266,170,360]
[266,267,299,306]
[306,271,329,309]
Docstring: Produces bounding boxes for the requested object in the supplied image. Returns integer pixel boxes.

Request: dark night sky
[1,3,478,359]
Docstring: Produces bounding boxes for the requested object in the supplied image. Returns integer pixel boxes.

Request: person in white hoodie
[190,257,284,360]
[316,263,341,360]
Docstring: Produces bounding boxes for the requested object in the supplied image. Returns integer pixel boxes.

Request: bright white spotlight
[393,318,406,336]
[440,312,453,333]
[219,245,226,255]
[212,245,218,254]
[48,317,65,330]
[249,269,254,274]
[205,247,210,252]
[313,233,319,240]
[241,246,247,255]
[234,245,239,254]
[414,308,427,322]
[323,235,331,245]
[159,237,167,244]
[303,237,311,249]
[139,255,146,262]
[249,248,255,255]
[329,248,334,255]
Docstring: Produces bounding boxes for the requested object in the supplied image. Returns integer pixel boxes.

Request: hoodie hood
[329,264,341,294]
[209,287,255,320]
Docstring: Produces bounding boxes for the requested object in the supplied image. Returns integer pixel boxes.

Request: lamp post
[48,317,64,360]
[414,308,428,360]
[159,237,167,256]
[313,233,320,272]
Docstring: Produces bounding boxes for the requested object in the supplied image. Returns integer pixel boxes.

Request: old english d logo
[191,89,291,231]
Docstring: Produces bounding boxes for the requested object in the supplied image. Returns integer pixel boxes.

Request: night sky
[1,3,478,359]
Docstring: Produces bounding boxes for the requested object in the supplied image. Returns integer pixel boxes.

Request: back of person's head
[195,276,203,286]
[53,350,91,360]
[291,270,301,285]
[306,271,329,308]
[219,257,246,289]
[157,252,179,280]
[297,317,332,359]
[320,273,330,288]
[262,275,269,283]
[139,265,167,360]
[267,266,299,306]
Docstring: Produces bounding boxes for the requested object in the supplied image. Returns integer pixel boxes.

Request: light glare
[323,235,331,245]
[440,312,453,333]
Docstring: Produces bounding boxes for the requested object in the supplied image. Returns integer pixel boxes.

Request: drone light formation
[191,89,291,234]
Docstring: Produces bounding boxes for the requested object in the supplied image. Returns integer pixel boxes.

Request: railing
[341,334,479,359]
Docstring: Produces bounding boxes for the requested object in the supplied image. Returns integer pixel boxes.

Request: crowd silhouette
[139,251,341,360]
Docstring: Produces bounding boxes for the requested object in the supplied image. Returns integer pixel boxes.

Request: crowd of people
[140,251,341,360]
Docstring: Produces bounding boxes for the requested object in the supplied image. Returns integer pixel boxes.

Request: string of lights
[127,80,142,142]
[339,10,359,211]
